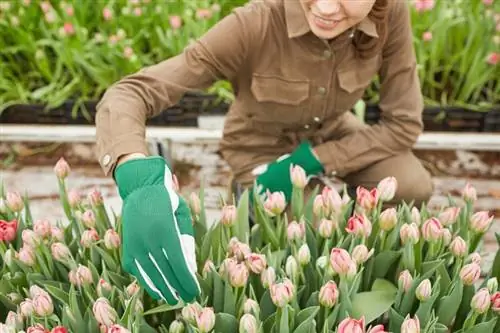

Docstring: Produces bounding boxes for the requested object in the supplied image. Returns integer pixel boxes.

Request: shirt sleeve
[314,0,424,178]
[95,4,262,176]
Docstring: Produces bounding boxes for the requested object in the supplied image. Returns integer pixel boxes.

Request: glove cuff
[114,156,167,199]
[291,141,324,175]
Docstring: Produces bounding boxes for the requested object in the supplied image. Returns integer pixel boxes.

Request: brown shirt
[95,0,423,186]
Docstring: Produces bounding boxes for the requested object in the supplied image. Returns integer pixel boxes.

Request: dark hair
[353,0,390,59]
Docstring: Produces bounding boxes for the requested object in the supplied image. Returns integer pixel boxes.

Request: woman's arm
[95,3,264,176]
[313,0,424,178]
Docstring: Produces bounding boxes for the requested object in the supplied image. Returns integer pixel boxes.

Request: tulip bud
[51,242,72,263]
[285,255,299,279]
[18,246,36,266]
[240,314,258,333]
[80,228,99,247]
[460,263,481,286]
[0,324,13,333]
[22,229,40,247]
[93,297,118,327]
[398,270,413,292]
[181,302,202,325]
[126,281,140,297]
[51,326,69,333]
[415,279,431,301]
[104,229,121,249]
[260,266,276,288]
[469,211,493,233]
[81,210,96,228]
[287,220,305,242]
[264,191,286,216]
[68,189,81,208]
[487,278,498,293]
[88,188,104,207]
[468,252,482,265]
[296,244,311,266]
[449,236,467,258]
[462,182,477,202]
[411,207,421,226]
[202,259,215,277]
[270,278,295,307]
[330,248,353,276]
[54,157,70,179]
[20,299,34,317]
[189,192,201,216]
[30,285,47,299]
[438,207,460,226]
[6,191,24,212]
[229,262,249,288]
[345,213,372,238]
[51,226,64,241]
[69,264,93,287]
[221,204,237,226]
[4,249,14,267]
[6,311,21,328]
[243,298,260,316]
[322,186,343,216]
[399,223,419,245]
[422,218,443,242]
[107,324,131,333]
[352,245,374,265]
[97,278,112,297]
[318,218,335,238]
[338,316,366,333]
[356,186,379,212]
[318,280,339,308]
[401,315,420,333]
[219,257,237,277]
[33,291,54,316]
[33,219,51,238]
[26,324,48,333]
[290,164,308,189]
[313,195,326,217]
[441,228,452,246]
[379,208,397,231]
[245,253,267,274]
[196,307,216,333]
[228,237,251,261]
[377,176,397,202]
[168,320,185,333]
[471,288,491,314]
[367,325,388,333]
[491,292,500,313]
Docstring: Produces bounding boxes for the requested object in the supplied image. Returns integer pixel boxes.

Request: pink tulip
[104,229,121,249]
[486,52,499,65]
[449,236,467,258]
[297,244,311,265]
[491,292,500,313]
[33,219,52,238]
[379,208,397,231]
[0,219,17,242]
[182,302,202,325]
[483,0,493,5]
[51,326,69,333]
[411,207,421,225]
[229,262,249,288]
[69,264,93,287]
[245,253,267,274]
[313,194,326,217]
[80,228,99,247]
[54,157,70,179]
[377,176,397,201]
[290,164,307,189]
[421,217,442,242]
[239,313,258,333]
[196,307,216,333]
[202,259,215,277]
[33,291,54,316]
[22,229,40,247]
[20,298,34,317]
[88,188,103,207]
[6,311,21,327]
[97,278,112,297]
[219,257,237,277]
[107,325,130,333]
[6,191,24,212]
[321,186,343,215]
[264,191,286,216]
[471,288,491,314]
[270,278,295,307]
[221,204,237,226]
[415,279,431,301]
[352,245,374,265]
[414,0,434,12]
[103,7,112,20]
[168,321,185,333]
[243,299,260,315]
[228,237,251,261]
[27,324,49,333]
[126,281,140,297]
[460,263,481,286]
[169,15,182,29]
[367,325,388,333]
[285,256,299,279]
[401,315,420,333]
[468,252,482,265]
[82,210,96,228]
[398,270,413,292]
[318,218,336,238]
[422,31,432,41]
[287,220,305,241]
[346,213,372,238]
[51,226,64,241]
[51,242,72,262]
[356,186,379,212]
[261,266,276,288]
[330,248,353,276]
[318,280,339,308]
[62,22,75,36]
[469,211,493,233]
[438,207,460,226]
[93,297,118,327]
[337,316,365,333]
[462,182,477,202]
[196,8,213,20]
[18,246,36,266]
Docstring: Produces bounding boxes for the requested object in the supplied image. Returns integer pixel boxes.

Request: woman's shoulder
[231,0,286,25]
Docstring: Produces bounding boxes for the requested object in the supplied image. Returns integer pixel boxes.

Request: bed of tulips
[0,158,499,333]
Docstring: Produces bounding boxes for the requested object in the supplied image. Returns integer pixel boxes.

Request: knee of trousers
[395,173,434,207]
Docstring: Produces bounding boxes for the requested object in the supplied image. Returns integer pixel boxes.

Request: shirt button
[318,87,326,95]
[323,50,332,59]
[102,154,111,166]
[304,124,310,129]
[313,117,321,123]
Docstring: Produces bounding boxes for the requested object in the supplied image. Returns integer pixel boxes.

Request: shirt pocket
[249,73,310,125]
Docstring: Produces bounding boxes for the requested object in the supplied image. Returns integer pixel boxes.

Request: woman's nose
[315,0,340,16]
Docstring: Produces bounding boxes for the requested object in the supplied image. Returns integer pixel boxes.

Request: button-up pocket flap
[251,74,309,105]
[337,70,373,94]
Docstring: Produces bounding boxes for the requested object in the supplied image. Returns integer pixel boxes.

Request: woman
[95,0,433,305]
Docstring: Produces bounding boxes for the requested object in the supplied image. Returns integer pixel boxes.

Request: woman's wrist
[117,153,147,166]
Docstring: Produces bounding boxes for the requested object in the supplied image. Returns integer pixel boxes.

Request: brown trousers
[227,113,434,209]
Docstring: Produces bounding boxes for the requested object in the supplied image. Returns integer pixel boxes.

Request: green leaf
[372,251,402,279]
[214,313,238,333]
[93,245,117,271]
[43,284,70,305]
[223,280,236,316]
[0,294,16,312]
[351,290,397,325]
[142,301,184,316]
[388,307,405,333]
[371,279,398,294]
[212,272,225,313]
[232,189,250,243]
[260,289,277,321]
[436,280,463,326]
[491,236,500,280]
[293,320,315,333]
[108,271,130,289]
[465,317,498,333]
[294,306,320,328]
[279,306,290,333]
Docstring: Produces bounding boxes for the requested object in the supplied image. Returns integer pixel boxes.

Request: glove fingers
[133,254,179,305]
[175,197,194,236]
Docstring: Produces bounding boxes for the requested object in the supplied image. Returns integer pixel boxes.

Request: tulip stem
[463,311,479,330]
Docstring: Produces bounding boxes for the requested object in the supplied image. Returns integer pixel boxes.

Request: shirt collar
[284,1,379,39]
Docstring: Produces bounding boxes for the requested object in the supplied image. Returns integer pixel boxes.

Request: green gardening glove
[114,156,201,305]
[252,140,324,203]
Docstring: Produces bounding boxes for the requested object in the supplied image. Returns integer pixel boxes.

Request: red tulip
[0,219,18,242]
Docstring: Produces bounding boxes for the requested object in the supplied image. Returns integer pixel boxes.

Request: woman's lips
[312,14,342,30]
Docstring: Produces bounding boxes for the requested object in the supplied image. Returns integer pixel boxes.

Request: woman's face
[300,0,376,40]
